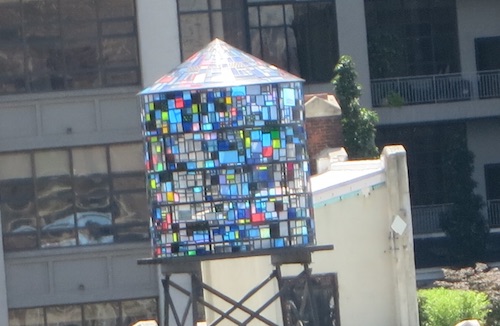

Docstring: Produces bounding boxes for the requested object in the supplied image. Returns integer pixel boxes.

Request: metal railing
[371,70,500,107]
[411,203,453,235]
[488,199,500,228]
[412,201,500,235]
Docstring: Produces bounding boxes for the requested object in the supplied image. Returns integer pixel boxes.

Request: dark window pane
[178,0,209,12]
[102,37,139,67]
[9,307,44,326]
[112,174,145,191]
[3,233,38,251]
[113,192,148,225]
[292,2,338,82]
[475,36,500,71]
[0,2,22,42]
[63,22,99,40]
[180,13,212,59]
[257,27,289,70]
[249,1,338,83]
[75,175,110,212]
[98,0,135,18]
[60,0,96,21]
[77,211,114,245]
[0,0,139,95]
[2,143,147,251]
[0,197,37,233]
[104,68,140,86]
[46,305,82,326]
[485,164,500,200]
[102,20,135,36]
[113,192,149,242]
[258,5,285,26]
[84,302,120,326]
[41,227,77,248]
[121,299,158,326]
[365,0,459,78]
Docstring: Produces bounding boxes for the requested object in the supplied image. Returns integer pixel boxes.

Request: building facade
[0,0,499,324]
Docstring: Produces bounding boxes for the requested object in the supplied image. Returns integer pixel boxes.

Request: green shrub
[418,287,490,326]
[434,263,500,326]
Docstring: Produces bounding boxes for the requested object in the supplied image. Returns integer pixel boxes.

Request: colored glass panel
[140,39,314,258]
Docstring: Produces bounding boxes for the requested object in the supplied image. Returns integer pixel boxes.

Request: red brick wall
[305,115,344,174]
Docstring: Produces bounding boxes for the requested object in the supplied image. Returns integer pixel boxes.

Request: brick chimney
[304,93,344,174]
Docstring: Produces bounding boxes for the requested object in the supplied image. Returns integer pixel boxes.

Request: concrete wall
[5,243,158,308]
[335,0,372,108]
[136,0,181,87]
[0,87,142,152]
[457,0,500,73]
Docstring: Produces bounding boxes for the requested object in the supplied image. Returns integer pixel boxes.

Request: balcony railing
[412,203,453,235]
[371,70,500,107]
[488,199,500,228]
[412,201,500,235]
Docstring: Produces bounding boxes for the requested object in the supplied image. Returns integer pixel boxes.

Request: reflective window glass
[0,0,139,95]
[1,142,149,251]
[83,302,120,326]
[9,308,44,326]
[122,298,158,326]
[46,305,82,326]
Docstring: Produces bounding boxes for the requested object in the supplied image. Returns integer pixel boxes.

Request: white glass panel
[72,146,107,175]
[35,150,70,177]
[109,143,143,172]
[0,153,31,180]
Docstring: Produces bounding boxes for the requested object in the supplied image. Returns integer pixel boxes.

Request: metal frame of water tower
[139,244,334,326]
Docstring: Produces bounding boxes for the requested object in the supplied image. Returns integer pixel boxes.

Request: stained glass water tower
[138,39,332,325]
[139,39,315,259]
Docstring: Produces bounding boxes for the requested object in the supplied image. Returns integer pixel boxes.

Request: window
[485,164,500,201]
[8,298,158,326]
[376,123,466,206]
[0,143,149,252]
[177,0,339,83]
[365,0,460,78]
[475,36,500,71]
[475,37,500,99]
[0,0,140,95]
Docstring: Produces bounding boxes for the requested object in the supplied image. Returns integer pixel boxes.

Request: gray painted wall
[5,243,158,308]
[0,213,9,325]
[0,87,142,153]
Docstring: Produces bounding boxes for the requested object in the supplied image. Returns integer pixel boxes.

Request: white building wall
[335,0,372,108]
[313,183,397,325]
[199,147,419,326]
[136,0,181,87]
[0,88,142,152]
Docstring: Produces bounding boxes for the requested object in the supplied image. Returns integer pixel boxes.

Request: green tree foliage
[418,287,490,326]
[440,131,489,265]
[331,55,379,159]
